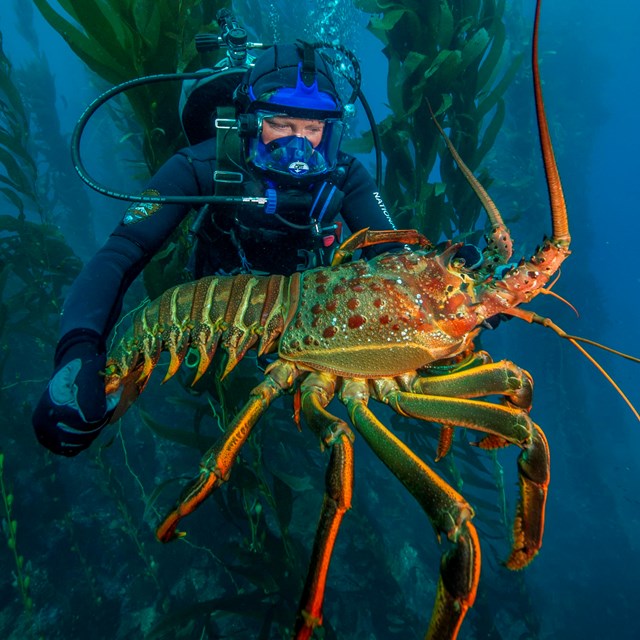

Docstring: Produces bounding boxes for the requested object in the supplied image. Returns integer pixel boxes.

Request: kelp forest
[0,1,631,639]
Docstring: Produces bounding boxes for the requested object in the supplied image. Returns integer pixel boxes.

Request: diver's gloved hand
[32,330,117,457]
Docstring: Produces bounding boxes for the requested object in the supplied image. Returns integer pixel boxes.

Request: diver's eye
[265,120,290,131]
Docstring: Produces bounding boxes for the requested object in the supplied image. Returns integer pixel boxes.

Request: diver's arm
[59,149,210,342]
[34,144,216,456]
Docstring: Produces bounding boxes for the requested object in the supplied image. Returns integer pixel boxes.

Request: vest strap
[214,106,244,194]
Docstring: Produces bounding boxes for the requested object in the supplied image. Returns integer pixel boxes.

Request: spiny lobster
[105,1,571,637]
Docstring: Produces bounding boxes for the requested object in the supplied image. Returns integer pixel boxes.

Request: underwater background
[1,1,639,639]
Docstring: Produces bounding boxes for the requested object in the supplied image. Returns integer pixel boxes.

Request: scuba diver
[32,36,399,456]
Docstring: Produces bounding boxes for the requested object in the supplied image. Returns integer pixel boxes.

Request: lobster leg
[331,228,432,266]
[293,372,354,640]
[407,359,533,410]
[398,359,532,460]
[340,378,480,640]
[505,424,550,569]
[156,359,301,542]
[376,378,549,570]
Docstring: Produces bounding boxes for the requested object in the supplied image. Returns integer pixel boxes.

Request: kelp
[23,70,98,249]
[0,450,34,614]
[0,29,83,632]
[144,593,271,639]
[0,31,82,351]
[0,214,82,345]
[138,406,215,451]
[32,0,228,171]
[354,0,523,241]
[1,5,100,253]
[0,33,38,216]
[32,0,231,295]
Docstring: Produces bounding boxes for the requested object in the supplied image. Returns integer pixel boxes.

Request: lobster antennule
[428,102,513,264]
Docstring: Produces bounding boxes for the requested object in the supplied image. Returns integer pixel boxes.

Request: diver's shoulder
[337,150,356,165]
[337,151,369,177]
[175,138,217,163]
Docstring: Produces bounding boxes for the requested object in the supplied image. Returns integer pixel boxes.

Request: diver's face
[261,116,325,148]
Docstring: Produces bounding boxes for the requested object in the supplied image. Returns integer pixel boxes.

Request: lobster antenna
[562,337,640,422]
[532,0,570,244]
[505,308,640,421]
[427,102,506,231]
[535,317,640,364]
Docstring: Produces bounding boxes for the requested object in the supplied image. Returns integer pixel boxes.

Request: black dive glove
[32,330,117,456]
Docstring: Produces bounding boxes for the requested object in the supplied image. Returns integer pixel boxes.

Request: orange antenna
[504,308,640,421]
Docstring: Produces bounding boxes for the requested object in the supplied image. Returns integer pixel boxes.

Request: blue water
[1,1,639,638]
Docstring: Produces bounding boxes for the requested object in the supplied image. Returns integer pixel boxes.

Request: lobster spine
[105,273,294,406]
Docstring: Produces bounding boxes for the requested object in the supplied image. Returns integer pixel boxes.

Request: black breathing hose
[70,69,260,206]
[70,42,382,205]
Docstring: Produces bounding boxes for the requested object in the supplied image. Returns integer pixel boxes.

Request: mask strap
[296,40,316,87]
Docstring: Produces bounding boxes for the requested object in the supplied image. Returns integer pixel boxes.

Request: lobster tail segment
[217,274,289,379]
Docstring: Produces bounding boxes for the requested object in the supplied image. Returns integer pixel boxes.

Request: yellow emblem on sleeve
[123,189,162,224]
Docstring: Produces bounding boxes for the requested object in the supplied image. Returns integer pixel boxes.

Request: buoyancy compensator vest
[186,157,350,278]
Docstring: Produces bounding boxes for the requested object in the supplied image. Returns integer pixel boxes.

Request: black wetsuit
[60,138,396,343]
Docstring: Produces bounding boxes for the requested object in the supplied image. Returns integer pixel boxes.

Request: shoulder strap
[214,106,245,196]
[306,156,352,224]
[308,181,344,225]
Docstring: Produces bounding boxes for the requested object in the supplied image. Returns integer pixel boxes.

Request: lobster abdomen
[105,273,295,416]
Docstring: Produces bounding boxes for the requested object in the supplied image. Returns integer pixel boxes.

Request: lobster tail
[105,273,293,420]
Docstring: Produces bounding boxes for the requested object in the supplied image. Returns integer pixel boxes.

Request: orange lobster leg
[294,437,353,639]
[379,384,549,570]
[331,227,432,266]
[293,372,354,639]
[408,359,534,410]
[506,424,550,569]
[340,379,481,640]
[156,360,300,542]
